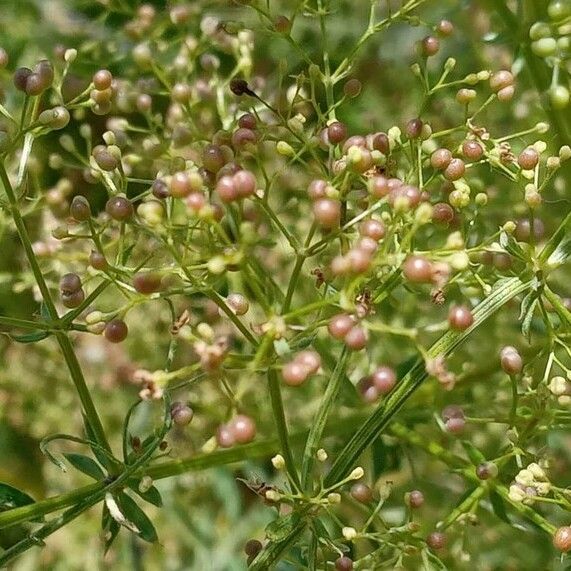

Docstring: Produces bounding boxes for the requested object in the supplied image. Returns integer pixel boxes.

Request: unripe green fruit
[550,85,570,109]
[531,38,557,57]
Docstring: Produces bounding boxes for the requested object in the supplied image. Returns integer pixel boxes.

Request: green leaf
[0,483,35,511]
[499,230,528,262]
[116,492,158,543]
[9,330,49,343]
[101,503,121,554]
[63,453,105,480]
[83,414,116,472]
[130,482,163,508]
[547,234,571,267]
[265,512,301,542]
[39,302,51,321]
[489,490,511,524]
[521,298,539,341]
[461,441,486,466]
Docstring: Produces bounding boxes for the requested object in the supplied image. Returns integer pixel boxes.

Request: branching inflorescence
[0,0,571,569]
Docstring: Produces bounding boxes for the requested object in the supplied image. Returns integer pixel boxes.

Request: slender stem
[0,162,113,460]
[300,347,349,490]
[282,254,306,314]
[267,369,302,490]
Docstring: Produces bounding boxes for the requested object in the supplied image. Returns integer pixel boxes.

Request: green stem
[267,369,302,491]
[300,347,350,490]
[0,162,113,460]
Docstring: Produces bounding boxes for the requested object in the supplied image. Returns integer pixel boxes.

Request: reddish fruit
[403,255,433,283]
[350,483,373,503]
[282,361,309,387]
[133,272,162,294]
[328,314,355,339]
[230,415,256,444]
[408,490,425,508]
[427,531,447,550]
[448,305,474,330]
[371,366,396,394]
[313,198,340,228]
[105,196,133,221]
[462,140,484,161]
[104,319,128,343]
[553,526,571,552]
[344,326,368,350]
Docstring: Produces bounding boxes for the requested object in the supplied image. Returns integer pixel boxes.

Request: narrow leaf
[461,441,486,465]
[130,482,163,508]
[0,483,35,511]
[8,330,49,343]
[63,453,105,481]
[265,512,301,542]
[105,493,140,534]
[489,490,511,524]
[116,492,158,543]
[521,298,539,340]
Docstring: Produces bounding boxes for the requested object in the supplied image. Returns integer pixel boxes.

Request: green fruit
[529,21,551,40]
[531,38,557,57]
[550,85,570,109]
[548,0,571,21]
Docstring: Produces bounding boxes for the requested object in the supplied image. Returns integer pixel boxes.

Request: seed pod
[313,198,340,228]
[89,250,108,270]
[60,273,82,295]
[344,326,368,350]
[343,78,361,98]
[171,403,194,426]
[462,140,484,160]
[448,305,474,330]
[282,361,309,386]
[105,196,133,221]
[327,121,347,145]
[133,272,163,294]
[408,490,425,508]
[13,67,33,91]
[350,483,373,503]
[104,319,128,343]
[371,366,396,394]
[70,195,91,221]
[403,255,433,283]
[430,148,452,170]
[93,69,113,90]
[229,415,256,444]
[553,526,571,552]
[517,147,539,170]
[427,531,447,550]
[328,314,355,339]
[335,556,354,571]
[62,288,85,308]
[500,346,523,375]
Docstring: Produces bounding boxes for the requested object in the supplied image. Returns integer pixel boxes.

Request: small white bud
[342,526,357,540]
[527,463,547,480]
[271,454,286,470]
[508,484,526,502]
[64,49,77,63]
[515,469,534,486]
[327,493,341,504]
[549,376,568,396]
[265,490,281,502]
[349,467,364,480]
[317,449,328,462]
